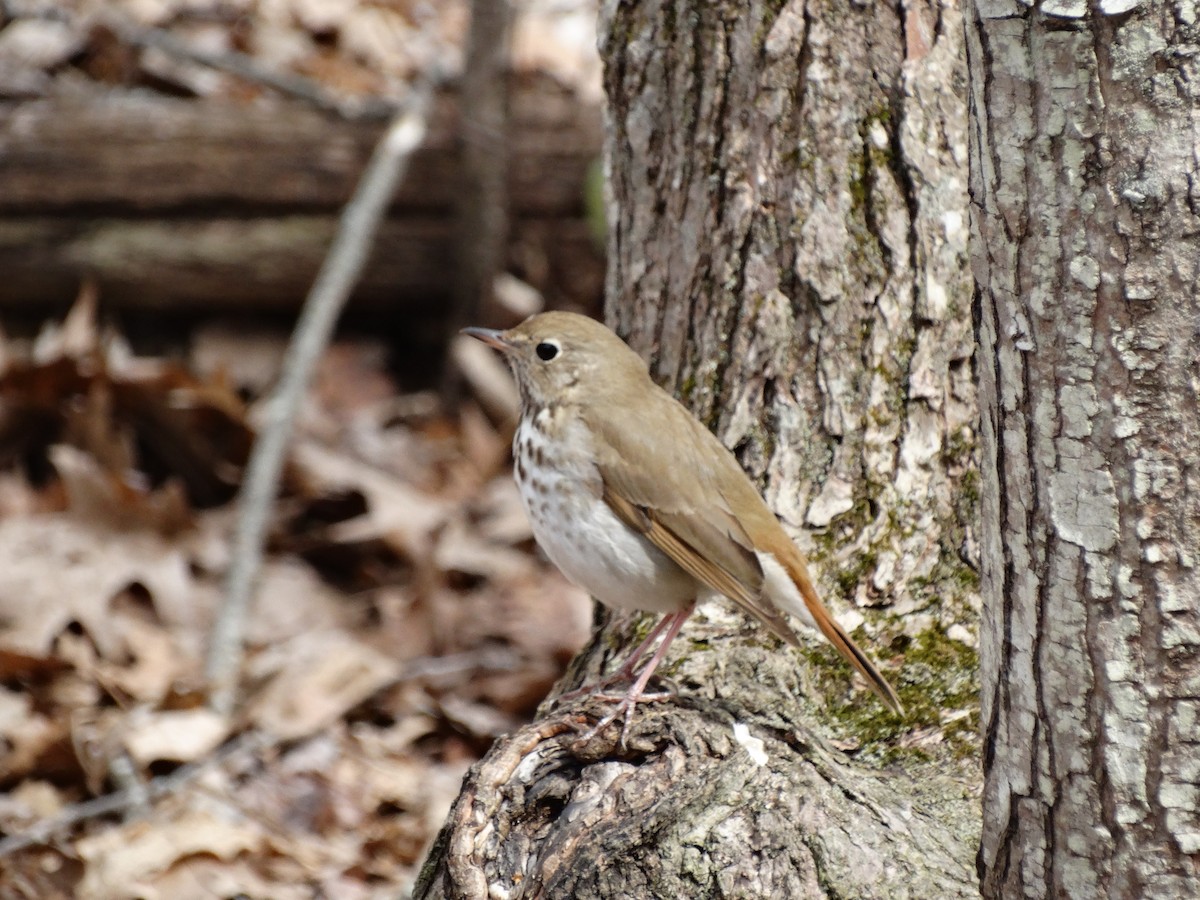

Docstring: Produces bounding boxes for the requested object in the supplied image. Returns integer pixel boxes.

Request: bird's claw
[574,689,672,747]
[577,699,635,748]
[551,666,638,706]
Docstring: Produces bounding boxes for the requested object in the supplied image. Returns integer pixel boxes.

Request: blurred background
[0,1,606,896]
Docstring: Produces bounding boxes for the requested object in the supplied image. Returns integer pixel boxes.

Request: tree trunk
[968,2,1200,897]
[416,0,980,896]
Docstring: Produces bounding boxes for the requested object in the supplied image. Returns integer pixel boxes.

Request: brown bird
[464,311,902,742]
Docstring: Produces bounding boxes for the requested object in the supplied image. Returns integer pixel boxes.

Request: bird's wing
[586,383,904,714]
[585,389,803,647]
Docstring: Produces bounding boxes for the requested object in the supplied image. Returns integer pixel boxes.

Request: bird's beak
[461,326,512,352]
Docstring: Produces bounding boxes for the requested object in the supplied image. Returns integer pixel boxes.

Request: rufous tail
[784,553,904,714]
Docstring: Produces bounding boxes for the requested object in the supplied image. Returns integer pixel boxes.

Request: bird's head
[462,311,649,411]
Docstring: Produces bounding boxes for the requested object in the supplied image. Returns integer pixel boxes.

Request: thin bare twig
[2,1,402,120]
[0,645,516,858]
[205,87,435,716]
[111,17,399,121]
[0,732,268,858]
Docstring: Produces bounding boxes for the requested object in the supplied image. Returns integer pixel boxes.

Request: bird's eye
[535,341,560,361]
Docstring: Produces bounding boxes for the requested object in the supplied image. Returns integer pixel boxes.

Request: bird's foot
[566,609,693,748]
[552,614,686,710]
[552,613,680,707]
[593,688,672,704]
[576,687,673,748]
[551,664,639,706]
[576,696,636,747]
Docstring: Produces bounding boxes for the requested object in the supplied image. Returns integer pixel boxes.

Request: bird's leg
[579,606,692,747]
[552,611,679,705]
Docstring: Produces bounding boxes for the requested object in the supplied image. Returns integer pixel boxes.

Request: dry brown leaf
[117,0,178,28]
[0,470,42,518]
[335,410,441,490]
[362,585,437,664]
[121,708,229,767]
[0,778,66,833]
[339,4,412,71]
[93,617,194,704]
[68,706,126,796]
[0,645,68,681]
[243,630,402,741]
[0,516,193,658]
[312,339,397,420]
[0,19,62,93]
[0,686,68,783]
[0,17,87,73]
[32,285,100,363]
[50,445,192,534]
[189,323,288,396]
[436,694,520,739]
[352,712,440,758]
[293,440,449,560]
[434,515,532,582]
[451,575,591,659]
[75,809,265,900]
[244,555,358,646]
[450,335,519,428]
[457,401,510,477]
[492,272,545,321]
[289,0,360,36]
[512,0,603,101]
[131,857,309,900]
[138,24,232,97]
[283,727,470,871]
[0,297,254,510]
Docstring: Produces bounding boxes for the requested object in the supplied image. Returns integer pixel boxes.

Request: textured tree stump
[416,623,978,899]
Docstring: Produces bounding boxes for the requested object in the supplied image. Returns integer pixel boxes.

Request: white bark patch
[947,623,977,647]
[806,475,854,527]
[898,406,944,474]
[943,209,965,244]
[732,722,769,766]
[1059,384,1099,438]
[923,273,949,321]
[1162,701,1200,851]
[1106,683,1151,824]
[1049,439,1118,552]
[1042,0,1087,18]
[1069,255,1100,289]
[908,331,945,405]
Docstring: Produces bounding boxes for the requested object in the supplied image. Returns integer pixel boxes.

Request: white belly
[514,413,697,614]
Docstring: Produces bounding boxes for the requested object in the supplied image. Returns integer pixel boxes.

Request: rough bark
[968,1,1200,897]
[416,0,980,896]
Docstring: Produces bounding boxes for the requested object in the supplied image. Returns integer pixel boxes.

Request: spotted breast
[512,405,698,615]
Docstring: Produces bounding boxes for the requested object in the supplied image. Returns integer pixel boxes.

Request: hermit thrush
[464,312,902,741]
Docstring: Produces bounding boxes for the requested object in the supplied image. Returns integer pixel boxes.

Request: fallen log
[0,76,603,313]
